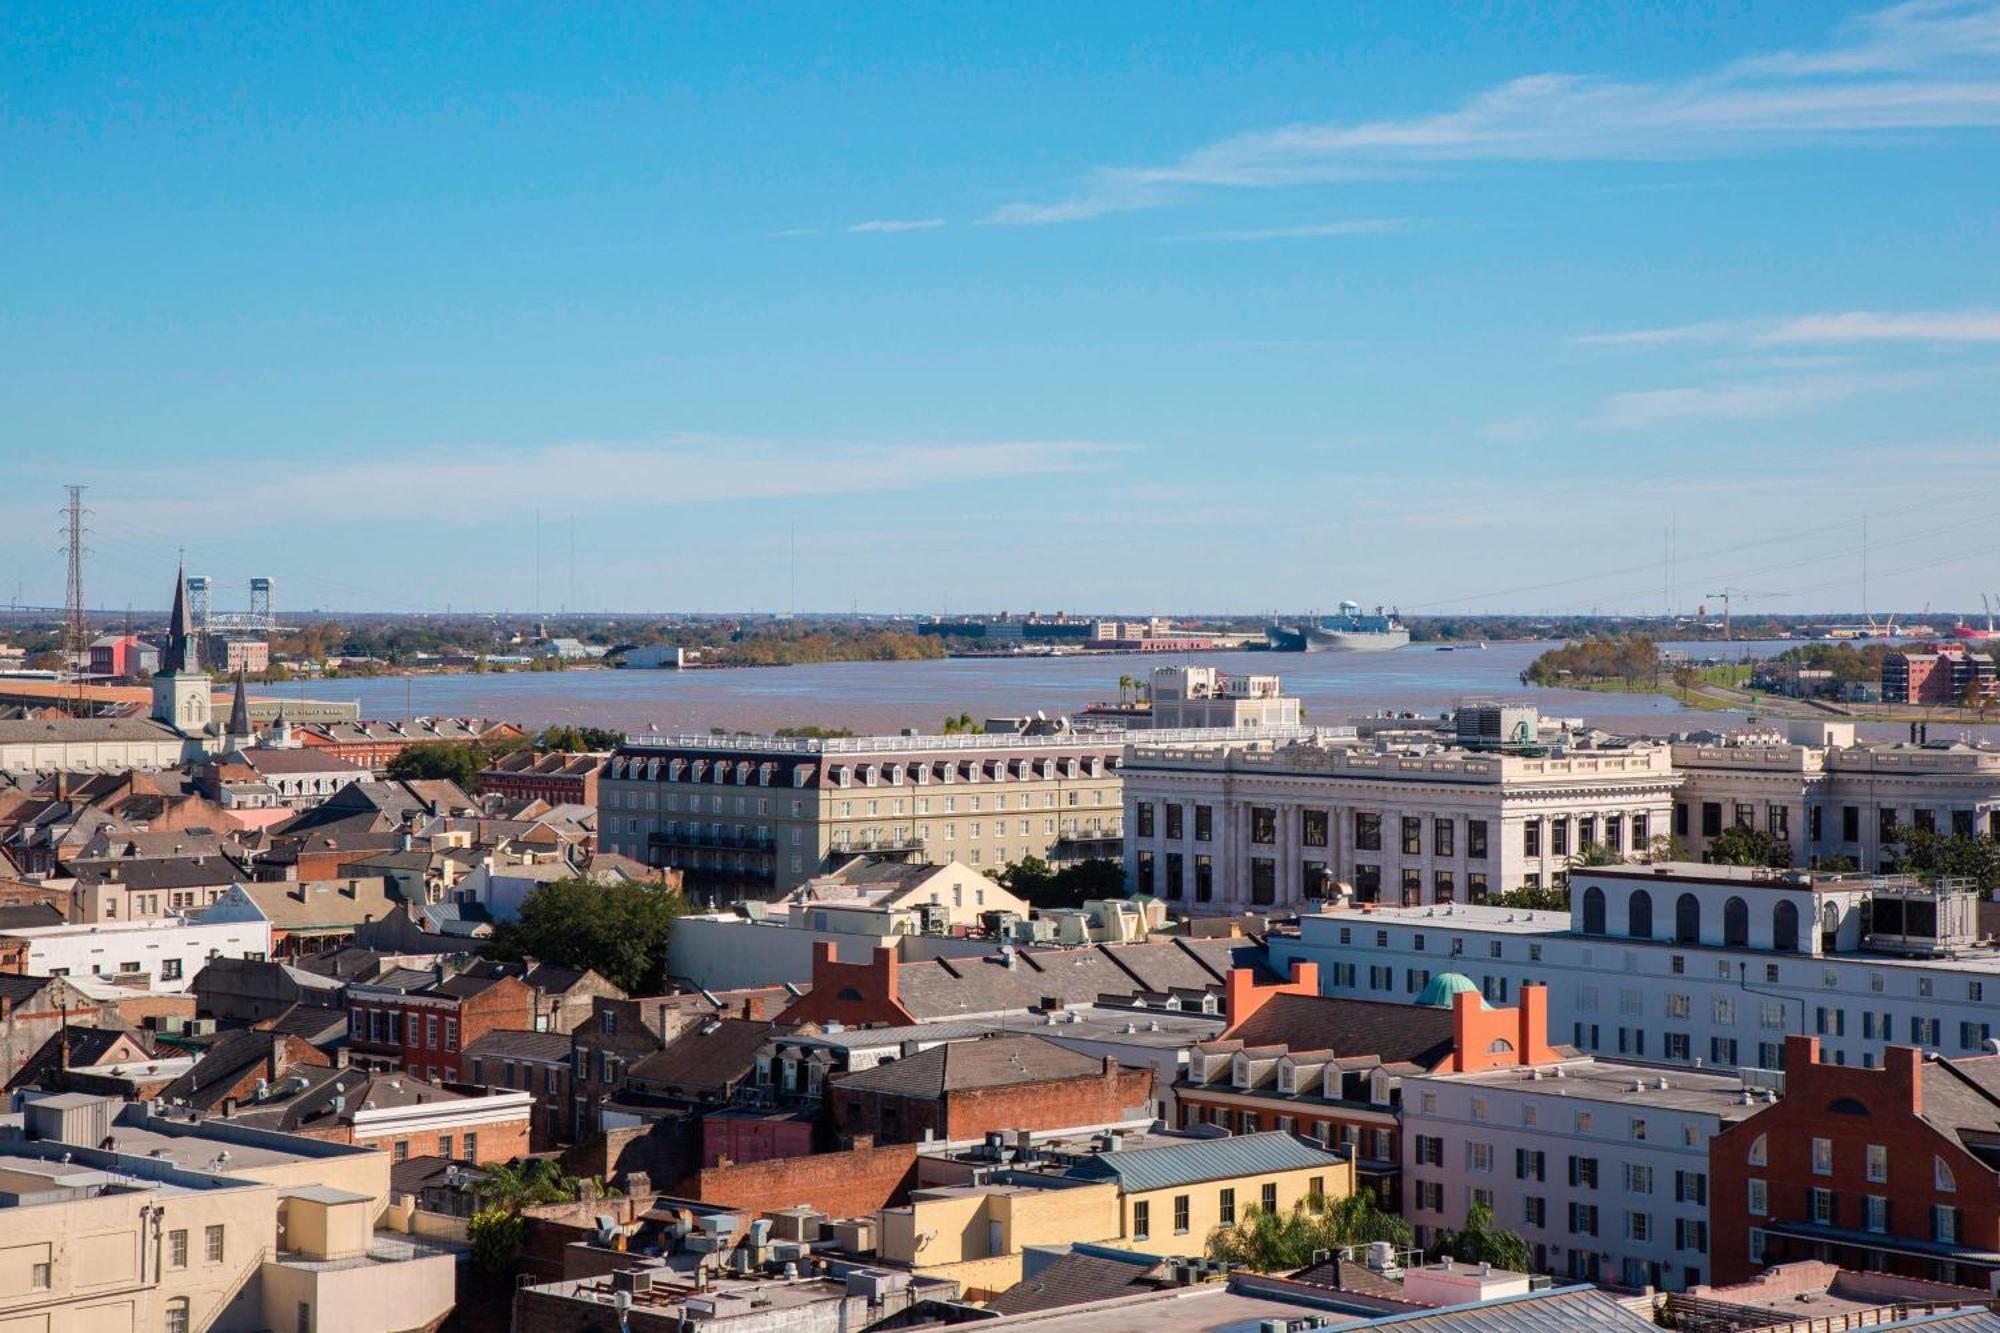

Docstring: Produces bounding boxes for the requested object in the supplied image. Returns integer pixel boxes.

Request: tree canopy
[1707,824,1793,869]
[996,856,1124,910]
[1894,827,2000,891]
[1428,1201,1532,1272]
[534,724,624,752]
[1523,636,1659,687]
[486,874,688,993]
[1206,1193,1412,1272]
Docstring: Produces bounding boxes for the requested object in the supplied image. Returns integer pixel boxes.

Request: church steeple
[227,670,252,739]
[164,561,199,676]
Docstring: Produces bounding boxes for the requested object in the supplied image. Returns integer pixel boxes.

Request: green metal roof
[1415,972,1487,1009]
[1063,1132,1345,1193]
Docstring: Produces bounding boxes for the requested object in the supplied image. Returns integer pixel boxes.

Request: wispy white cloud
[845,218,947,234]
[769,227,818,238]
[1579,308,2000,346]
[991,0,2000,223]
[1763,309,2000,343]
[1590,373,1924,430]
[0,440,1124,537]
[1158,218,1417,242]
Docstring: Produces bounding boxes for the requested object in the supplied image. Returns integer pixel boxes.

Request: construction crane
[1706,588,1783,642]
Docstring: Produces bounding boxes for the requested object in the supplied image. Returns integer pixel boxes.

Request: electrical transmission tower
[60,485,89,717]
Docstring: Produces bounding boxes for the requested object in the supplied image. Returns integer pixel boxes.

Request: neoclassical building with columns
[1120,730,1680,913]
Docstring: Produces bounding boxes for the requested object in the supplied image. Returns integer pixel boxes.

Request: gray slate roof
[831,1034,1105,1099]
[1062,1131,1345,1193]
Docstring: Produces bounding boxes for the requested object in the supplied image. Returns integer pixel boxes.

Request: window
[1132,1200,1150,1240]
[1302,809,1328,847]
[439,1134,453,1160]
[1524,821,1541,857]
[1867,1195,1889,1233]
[161,958,183,981]
[1194,805,1213,841]
[1219,1188,1235,1225]
[1626,1211,1651,1242]
[1355,813,1381,851]
[464,1132,478,1160]
[393,1140,411,1163]
[1523,1196,1546,1227]
[1866,1144,1888,1183]
[1624,1163,1653,1195]
[1516,1148,1546,1181]
[1262,1182,1278,1212]
[1812,1137,1833,1176]
[1569,1202,1599,1237]
[1935,1205,1960,1243]
[30,1262,48,1289]
[1137,802,1155,837]
[1174,1194,1190,1233]
[166,1300,191,1333]
[1166,804,1185,839]
[1467,1142,1494,1172]
[1748,1179,1767,1215]
[169,1229,188,1268]
[1936,1156,1957,1192]
[1569,1156,1598,1188]
[1402,817,1422,855]
[205,1224,224,1262]
[297,1301,311,1333]
[1434,818,1454,857]
[1251,807,1276,844]
[1811,1188,1835,1225]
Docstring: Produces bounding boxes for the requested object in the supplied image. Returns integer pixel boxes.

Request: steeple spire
[164,560,199,675]
[227,670,252,738]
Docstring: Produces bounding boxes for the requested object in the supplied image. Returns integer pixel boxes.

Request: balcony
[649,828,776,853]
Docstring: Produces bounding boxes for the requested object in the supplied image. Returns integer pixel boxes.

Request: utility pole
[60,485,88,717]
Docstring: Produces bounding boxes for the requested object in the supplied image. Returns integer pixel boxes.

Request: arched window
[1821,902,1841,953]
[1724,896,1750,948]
[1936,1156,1957,1192]
[1773,900,1801,953]
[1748,1134,1767,1166]
[1581,886,1606,935]
[1487,1038,1514,1054]
[1627,889,1654,940]
[1675,893,1702,944]
[165,1298,191,1333]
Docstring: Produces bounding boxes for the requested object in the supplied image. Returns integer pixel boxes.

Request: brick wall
[831,1059,1154,1147]
[702,1111,817,1167]
[679,1136,921,1218]
[776,944,914,1027]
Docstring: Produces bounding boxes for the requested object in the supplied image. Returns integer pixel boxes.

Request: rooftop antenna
[59,485,89,717]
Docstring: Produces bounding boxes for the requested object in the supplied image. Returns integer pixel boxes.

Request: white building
[1146,666,1302,730]
[1271,862,2000,1074]
[1402,1053,1760,1291]
[0,913,273,992]
[1121,722,1678,912]
[1673,720,2000,869]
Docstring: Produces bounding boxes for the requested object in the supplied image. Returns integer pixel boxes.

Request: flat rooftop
[1300,902,1569,934]
[1421,1057,1765,1120]
[990,1007,1226,1048]
[983,1283,1362,1331]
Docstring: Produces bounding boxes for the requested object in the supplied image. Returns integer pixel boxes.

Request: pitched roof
[464,1029,573,1065]
[1063,1132,1346,1193]
[258,1003,348,1046]
[832,1034,1107,1099]
[234,748,368,776]
[983,1252,1164,1317]
[5,1025,150,1093]
[0,903,65,931]
[231,877,401,930]
[68,857,243,891]
[629,1018,780,1097]
[1222,993,1458,1070]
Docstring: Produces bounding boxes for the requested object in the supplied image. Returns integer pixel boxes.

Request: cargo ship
[1268,601,1410,653]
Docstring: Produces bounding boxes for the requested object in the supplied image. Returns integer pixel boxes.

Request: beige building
[1122,725,1680,912]
[876,1130,1353,1300]
[0,1093,453,1333]
[1146,666,1301,730]
[599,729,1141,901]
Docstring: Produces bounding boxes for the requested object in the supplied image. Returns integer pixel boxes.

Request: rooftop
[1418,1056,1765,1119]
[621,724,1311,756]
[1061,1130,1347,1193]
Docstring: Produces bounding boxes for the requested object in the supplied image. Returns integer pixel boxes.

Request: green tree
[1894,828,2000,891]
[1428,1201,1531,1273]
[535,724,624,752]
[1708,824,1792,869]
[385,740,485,789]
[1648,833,1690,862]
[1493,883,1569,913]
[486,875,688,993]
[468,1207,526,1275]
[1569,841,1624,869]
[1206,1194,1412,1272]
[476,1158,579,1211]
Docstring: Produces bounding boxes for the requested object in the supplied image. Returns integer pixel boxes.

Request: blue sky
[4,1,1998,616]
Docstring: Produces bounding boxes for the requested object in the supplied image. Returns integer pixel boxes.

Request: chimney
[741,997,764,1021]
[1887,1045,1924,1115]
[267,1036,286,1081]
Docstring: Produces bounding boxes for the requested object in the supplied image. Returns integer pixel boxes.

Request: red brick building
[826,1033,1154,1146]
[1712,1035,2000,1288]
[477,751,605,809]
[347,965,534,1083]
[778,944,915,1027]
[296,717,528,770]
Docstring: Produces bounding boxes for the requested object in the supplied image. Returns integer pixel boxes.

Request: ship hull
[1302,627,1410,653]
